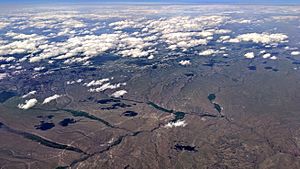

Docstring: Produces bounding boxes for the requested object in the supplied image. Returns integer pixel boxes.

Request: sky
[0,0,299,4]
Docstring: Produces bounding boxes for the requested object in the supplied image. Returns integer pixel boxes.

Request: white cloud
[84,78,110,87]
[0,21,9,29]
[228,33,288,44]
[0,56,15,62]
[0,32,47,56]
[42,94,61,104]
[119,48,149,58]
[67,79,83,85]
[34,67,45,71]
[179,60,191,66]
[22,91,37,98]
[262,53,271,59]
[18,98,38,110]
[89,82,126,92]
[244,52,255,59]
[199,49,219,56]
[291,51,300,56]
[0,73,7,80]
[111,90,127,98]
[165,120,187,128]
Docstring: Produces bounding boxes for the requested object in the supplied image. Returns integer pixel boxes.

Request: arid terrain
[0,4,300,169]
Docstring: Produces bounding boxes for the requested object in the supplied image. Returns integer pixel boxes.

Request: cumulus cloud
[84,78,110,87]
[111,90,127,98]
[228,33,288,44]
[0,32,47,56]
[291,51,300,56]
[18,98,38,110]
[0,56,15,62]
[165,120,187,128]
[199,49,220,56]
[22,91,37,98]
[34,67,45,71]
[67,79,83,85]
[42,94,61,104]
[262,53,271,59]
[244,52,255,59]
[179,60,191,66]
[89,82,126,92]
[0,21,9,29]
[0,73,7,80]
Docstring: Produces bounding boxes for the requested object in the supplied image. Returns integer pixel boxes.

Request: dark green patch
[147,102,174,113]
[213,103,222,113]
[61,109,114,128]
[0,91,16,103]
[207,94,216,102]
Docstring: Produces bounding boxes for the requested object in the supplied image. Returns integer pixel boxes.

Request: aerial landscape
[0,0,300,168]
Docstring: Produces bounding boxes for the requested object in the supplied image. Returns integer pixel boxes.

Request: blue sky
[0,0,299,4]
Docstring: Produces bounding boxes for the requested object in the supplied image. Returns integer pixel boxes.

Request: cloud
[165,120,187,128]
[67,79,83,85]
[89,82,126,92]
[0,56,16,62]
[34,67,45,71]
[228,33,288,44]
[199,49,220,56]
[244,52,255,59]
[179,60,191,66]
[0,73,8,80]
[0,21,9,29]
[262,53,271,58]
[42,94,61,104]
[22,91,37,98]
[291,51,300,56]
[18,98,38,110]
[0,32,47,56]
[111,90,127,98]
[84,78,110,87]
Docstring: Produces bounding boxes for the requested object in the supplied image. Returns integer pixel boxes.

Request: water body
[213,103,222,113]
[172,112,185,122]
[0,121,86,154]
[122,111,138,117]
[207,94,223,114]
[148,102,185,122]
[35,121,55,131]
[61,109,115,128]
[264,66,273,70]
[207,94,216,102]
[101,102,131,110]
[184,73,194,77]
[248,66,256,70]
[0,91,16,103]
[37,115,54,119]
[97,99,120,104]
[59,118,76,127]
[148,102,174,113]
[174,144,197,152]
[198,112,219,118]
